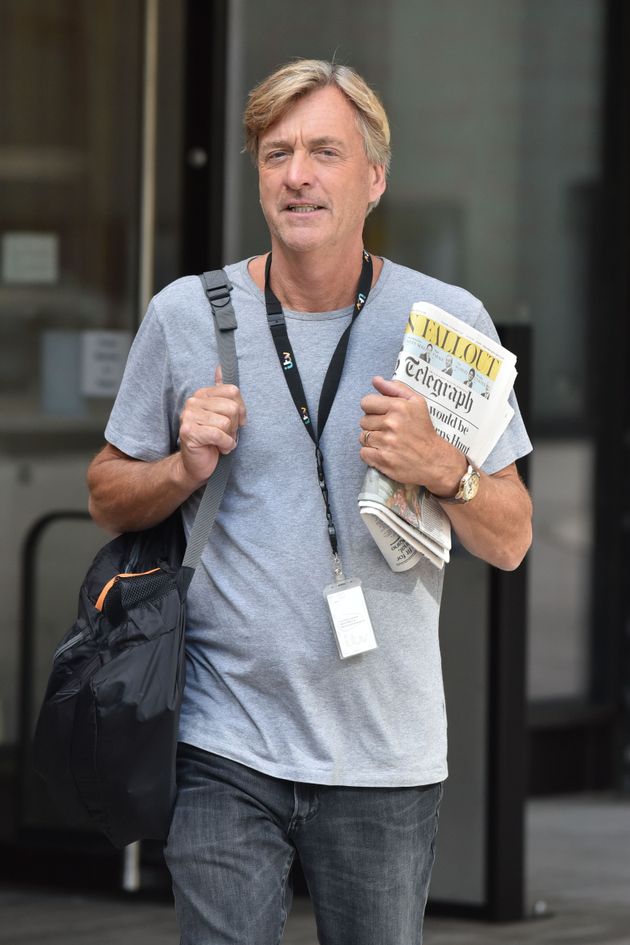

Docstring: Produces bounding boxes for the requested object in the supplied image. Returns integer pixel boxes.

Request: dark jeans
[164,743,443,945]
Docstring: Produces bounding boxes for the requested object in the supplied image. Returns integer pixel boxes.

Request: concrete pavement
[1,794,629,945]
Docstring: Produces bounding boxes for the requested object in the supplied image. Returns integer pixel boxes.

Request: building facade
[1,0,628,915]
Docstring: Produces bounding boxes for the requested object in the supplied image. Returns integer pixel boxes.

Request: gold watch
[436,463,480,504]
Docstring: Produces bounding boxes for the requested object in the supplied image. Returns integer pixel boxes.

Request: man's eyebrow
[309,136,345,148]
[260,139,290,153]
[260,136,346,153]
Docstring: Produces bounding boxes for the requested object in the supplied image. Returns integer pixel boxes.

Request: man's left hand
[359,376,533,571]
[359,376,466,496]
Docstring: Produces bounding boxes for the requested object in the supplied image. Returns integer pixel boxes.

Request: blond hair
[243,59,391,177]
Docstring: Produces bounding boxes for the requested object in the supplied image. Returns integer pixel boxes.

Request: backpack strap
[199,270,239,387]
[181,271,238,577]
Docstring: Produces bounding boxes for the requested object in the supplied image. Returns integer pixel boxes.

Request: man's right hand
[177,366,247,489]
[88,367,247,535]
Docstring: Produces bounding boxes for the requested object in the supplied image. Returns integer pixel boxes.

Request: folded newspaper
[359,301,517,571]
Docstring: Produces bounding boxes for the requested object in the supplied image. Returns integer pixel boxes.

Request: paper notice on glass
[2,232,59,285]
[81,331,132,398]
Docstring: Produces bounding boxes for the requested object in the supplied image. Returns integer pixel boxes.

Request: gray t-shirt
[105,257,532,787]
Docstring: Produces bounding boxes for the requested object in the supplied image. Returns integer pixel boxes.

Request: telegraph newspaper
[359,301,517,571]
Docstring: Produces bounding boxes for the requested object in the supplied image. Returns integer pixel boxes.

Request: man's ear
[369,163,387,204]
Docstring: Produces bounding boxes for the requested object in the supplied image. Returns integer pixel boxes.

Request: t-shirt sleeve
[104,300,177,461]
[471,304,533,475]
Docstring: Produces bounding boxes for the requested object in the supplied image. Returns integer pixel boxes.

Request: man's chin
[272,229,331,256]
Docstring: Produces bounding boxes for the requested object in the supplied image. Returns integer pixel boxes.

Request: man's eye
[265,151,287,162]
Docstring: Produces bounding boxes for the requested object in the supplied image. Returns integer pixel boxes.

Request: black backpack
[31,271,238,849]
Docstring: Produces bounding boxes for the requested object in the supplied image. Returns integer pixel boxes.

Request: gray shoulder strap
[182,271,238,575]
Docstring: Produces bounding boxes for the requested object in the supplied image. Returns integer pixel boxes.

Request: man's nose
[284,151,313,190]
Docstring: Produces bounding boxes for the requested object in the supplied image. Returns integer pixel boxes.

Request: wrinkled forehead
[258,86,363,152]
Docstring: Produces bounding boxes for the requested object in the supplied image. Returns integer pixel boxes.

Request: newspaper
[359,301,518,571]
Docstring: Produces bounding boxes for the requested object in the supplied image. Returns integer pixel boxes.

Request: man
[420,342,433,363]
[88,59,532,945]
[463,367,476,389]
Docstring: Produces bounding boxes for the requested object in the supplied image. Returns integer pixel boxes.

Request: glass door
[0,0,188,831]
[222,0,609,914]
[0,0,144,436]
[0,0,144,839]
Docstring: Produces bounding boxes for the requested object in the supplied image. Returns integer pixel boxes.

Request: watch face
[462,469,480,501]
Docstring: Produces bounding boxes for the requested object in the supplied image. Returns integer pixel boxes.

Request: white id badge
[323,578,377,659]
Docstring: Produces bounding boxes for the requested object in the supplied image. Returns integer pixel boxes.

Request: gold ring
[363,430,372,447]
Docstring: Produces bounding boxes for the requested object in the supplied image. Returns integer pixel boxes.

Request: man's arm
[433,462,531,570]
[88,370,246,534]
[359,376,532,571]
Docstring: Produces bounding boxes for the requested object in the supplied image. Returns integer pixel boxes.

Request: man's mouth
[285,204,324,213]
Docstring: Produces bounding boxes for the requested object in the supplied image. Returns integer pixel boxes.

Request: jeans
[164,744,443,945]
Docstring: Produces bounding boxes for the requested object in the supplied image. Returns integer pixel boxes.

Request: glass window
[0,0,145,748]
[224,0,605,904]
[0,0,143,433]
[224,0,604,707]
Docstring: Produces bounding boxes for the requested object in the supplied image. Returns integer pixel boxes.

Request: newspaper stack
[359,301,518,571]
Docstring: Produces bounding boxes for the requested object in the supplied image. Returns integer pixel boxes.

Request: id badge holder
[323,577,377,659]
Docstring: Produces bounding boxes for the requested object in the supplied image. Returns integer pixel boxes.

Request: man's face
[257,85,386,257]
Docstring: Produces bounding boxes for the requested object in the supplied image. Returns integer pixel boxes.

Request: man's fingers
[371,375,416,399]
[361,377,428,416]
[358,429,380,450]
[180,418,237,454]
[196,384,241,400]
[360,394,390,415]
[192,384,247,426]
[188,395,241,423]
[215,365,223,385]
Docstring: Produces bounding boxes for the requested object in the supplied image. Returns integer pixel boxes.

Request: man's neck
[249,244,382,313]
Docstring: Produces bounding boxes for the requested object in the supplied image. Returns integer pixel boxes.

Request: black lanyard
[264,250,373,563]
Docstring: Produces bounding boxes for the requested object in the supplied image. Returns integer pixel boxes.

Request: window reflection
[0,0,143,430]
[226,0,603,706]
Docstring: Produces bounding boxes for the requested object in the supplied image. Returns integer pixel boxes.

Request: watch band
[432,463,480,504]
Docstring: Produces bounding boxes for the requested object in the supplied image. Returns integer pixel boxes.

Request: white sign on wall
[81,331,132,398]
[2,232,59,284]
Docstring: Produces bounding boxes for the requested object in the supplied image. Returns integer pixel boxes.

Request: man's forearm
[88,379,246,534]
[87,445,203,534]
[440,465,532,571]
